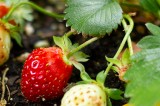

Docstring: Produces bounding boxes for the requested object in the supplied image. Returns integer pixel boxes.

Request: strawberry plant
[0,0,160,106]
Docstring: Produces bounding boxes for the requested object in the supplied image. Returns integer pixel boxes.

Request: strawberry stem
[65,30,75,37]
[67,37,98,58]
[4,1,64,21]
[122,19,134,56]
[104,14,134,78]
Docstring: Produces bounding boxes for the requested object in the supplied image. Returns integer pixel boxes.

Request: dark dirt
[0,0,151,106]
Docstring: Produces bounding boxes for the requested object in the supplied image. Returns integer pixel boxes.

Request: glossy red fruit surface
[21,47,73,102]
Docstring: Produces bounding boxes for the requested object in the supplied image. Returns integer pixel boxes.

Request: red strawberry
[20,47,73,102]
[0,3,9,18]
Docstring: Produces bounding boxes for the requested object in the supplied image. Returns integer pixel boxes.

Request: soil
[0,0,153,106]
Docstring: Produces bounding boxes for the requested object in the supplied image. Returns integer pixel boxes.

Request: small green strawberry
[61,83,107,106]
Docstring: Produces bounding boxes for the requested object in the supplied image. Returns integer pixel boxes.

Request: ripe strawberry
[0,3,9,18]
[61,84,107,106]
[20,47,73,102]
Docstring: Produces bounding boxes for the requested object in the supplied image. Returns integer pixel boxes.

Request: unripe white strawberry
[61,84,107,106]
[0,25,11,65]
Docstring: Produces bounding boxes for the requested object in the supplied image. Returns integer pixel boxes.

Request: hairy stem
[67,37,98,58]
[122,19,134,55]
[5,1,64,21]
[65,30,75,37]
[104,14,134,77]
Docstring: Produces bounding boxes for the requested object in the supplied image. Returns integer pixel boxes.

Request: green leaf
[124,41,160,105]
[138,36,160,49]
[65,0,123,36]
[157,0,160,6]
[138,23,160,49]
[140,0,160,18]
[96,71,106,85]
[5,0,33,27]
[108,88,123,100]
[145,23,160,36]
[124,25,160,105]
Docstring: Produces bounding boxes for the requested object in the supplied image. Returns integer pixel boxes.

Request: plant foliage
[65,0,123,36]
[124,23,160,106]
[140,0,160,18]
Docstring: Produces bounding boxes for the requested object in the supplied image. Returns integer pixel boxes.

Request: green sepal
[72,62,85,73]
[106,56,122,67]
[80,71,93,82]
[54,35,89,63]
[72,51,89,62]
[96,71,106,85]
[145,23,160,36]
[111,66,119,73]
[54,35,89,72]
[3,20,22,46]
[107,98,112,106]
[53,35,72,52]
[10,31,22,46]
[72,61,92,82]
[107,88,124,100]
[76,81,89,85]
[121,49,131,65]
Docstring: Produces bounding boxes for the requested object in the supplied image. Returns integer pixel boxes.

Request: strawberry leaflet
[124,23,160,106]
[4,0,33,26]
[65,0,123,36]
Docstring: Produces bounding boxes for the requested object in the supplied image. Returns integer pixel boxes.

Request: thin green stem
[122,19,134,56]
[104,14,134,77]
[67,37,99,58]
[5,1,64,21]
[65,30,75,37]
[127,36,133,55]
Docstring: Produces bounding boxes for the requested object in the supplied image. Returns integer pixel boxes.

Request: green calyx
[106,49,131,80]
[53,34,89,67]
